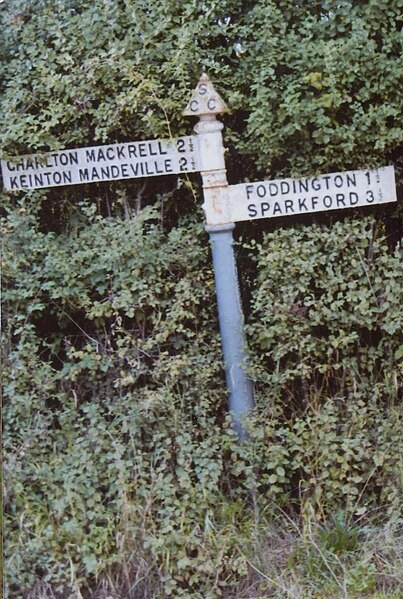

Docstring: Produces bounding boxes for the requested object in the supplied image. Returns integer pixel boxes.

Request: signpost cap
[183,73,228,117]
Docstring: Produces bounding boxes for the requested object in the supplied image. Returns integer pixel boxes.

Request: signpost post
[183,74,255,440]
[1,74,398,440]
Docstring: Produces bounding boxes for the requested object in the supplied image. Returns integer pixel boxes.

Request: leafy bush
[3,200,402,597]
[1,0,402,597]
[246,217,402,405]
[1,0,402,181]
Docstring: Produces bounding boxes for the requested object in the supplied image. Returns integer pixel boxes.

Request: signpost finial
[183,73,228,117]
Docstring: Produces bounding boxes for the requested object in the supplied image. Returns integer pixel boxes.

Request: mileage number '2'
[176,138,192,171]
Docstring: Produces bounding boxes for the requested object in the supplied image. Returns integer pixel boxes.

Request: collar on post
[182,73,228,117]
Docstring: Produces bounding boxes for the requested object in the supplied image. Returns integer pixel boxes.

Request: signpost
[1,135,200,190]
[226,166,396,223]
[183,74,255,440]
[1,74,398,440]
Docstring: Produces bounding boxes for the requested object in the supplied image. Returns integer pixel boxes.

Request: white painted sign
[1,136,200,190]
[228,166,396,222]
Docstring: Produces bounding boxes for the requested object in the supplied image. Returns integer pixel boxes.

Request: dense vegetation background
[1,0,402,597]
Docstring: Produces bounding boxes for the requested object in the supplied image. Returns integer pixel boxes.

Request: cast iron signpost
[1,74,398,439]
[227,166,396,223]
[183,74,255,439]
[1,136,200,190]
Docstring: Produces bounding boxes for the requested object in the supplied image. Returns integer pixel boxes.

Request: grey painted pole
[206,222,255,439]
[183,74,254,439]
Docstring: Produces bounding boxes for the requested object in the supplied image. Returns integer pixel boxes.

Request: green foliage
[1,0,402,180]
[3,202,402,597]
[233,0,403,175]
[2,198,227,596]
[1,0,402,597]
[246,217,402,403]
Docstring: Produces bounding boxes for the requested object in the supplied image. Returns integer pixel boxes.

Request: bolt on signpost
[183,74,255,440]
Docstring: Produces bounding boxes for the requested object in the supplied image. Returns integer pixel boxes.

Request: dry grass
[14,512,403,598]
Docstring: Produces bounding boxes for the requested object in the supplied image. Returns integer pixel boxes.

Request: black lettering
[6,161,16,171]
[164,158,173,173]
[62,171,72,184]
[176,139,186,153]
[9,175,19,189]
[322,175,331,190]
[53,172,62,184]
[298,179,309,193]
[349,192,358,205]
[336,193,346,206]
[100,166,110,179]
[246,184,254,200]
[273,202,282,215]
[91,167,100,180]
[248,204,258,217]
[20,175,28,188]
[111,165,120,178]
[121,164,129,177]
[158,141,168,155]
[59,153,70,166]
[139,143,147,158]
[130,163,140,176]
[117,146,126,160]
[79,168,89,181]
[261,202,271,216]
[86,149,96,162]
[346,173,356,187]
[298,198,308,211]
[311,196,319,209]
[334,175,343,188]
[179,157,188,171]
[148,143,157,156]
[106,148,115,160]
[280,181,290,194]
[256,184,266,198]
[190,100,199,112]
[285,199,294,213]
[198,83,208,95]
[323,195,332,207]
[366,190,375,203]
[34,173,44,186]
[128,145,137,158]
[269,183,278,196]
[207,98,216,110]
[51,154,59,167]
[311,178,321,191]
